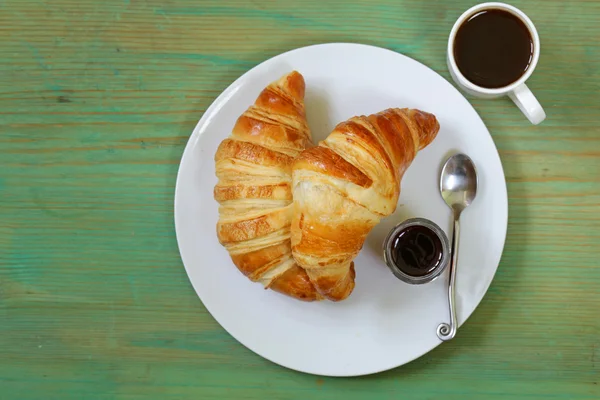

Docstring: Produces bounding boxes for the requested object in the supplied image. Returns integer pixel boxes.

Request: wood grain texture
[0,0,598,398]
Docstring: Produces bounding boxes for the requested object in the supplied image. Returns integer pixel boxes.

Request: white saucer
[174,43,508,377]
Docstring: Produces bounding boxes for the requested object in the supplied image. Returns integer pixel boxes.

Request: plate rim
[174,42,509,376]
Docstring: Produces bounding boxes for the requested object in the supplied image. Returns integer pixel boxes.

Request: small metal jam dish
[383,217,450,285]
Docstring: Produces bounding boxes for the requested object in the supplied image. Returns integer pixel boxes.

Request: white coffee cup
[447,2,546,125]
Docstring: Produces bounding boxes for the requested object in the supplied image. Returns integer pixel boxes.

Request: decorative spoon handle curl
[437,210,460,340]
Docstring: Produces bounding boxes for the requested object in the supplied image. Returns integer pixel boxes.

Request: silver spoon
[437,154,478,341]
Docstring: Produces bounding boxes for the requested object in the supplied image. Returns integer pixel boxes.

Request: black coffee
[454,9,533,88]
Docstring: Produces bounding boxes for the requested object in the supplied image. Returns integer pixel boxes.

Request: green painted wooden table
[1,0,599,398]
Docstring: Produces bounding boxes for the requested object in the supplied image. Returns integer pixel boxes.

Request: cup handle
[509,83,546,125]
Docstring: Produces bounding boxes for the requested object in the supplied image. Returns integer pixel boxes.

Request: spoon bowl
[440,154,478,215]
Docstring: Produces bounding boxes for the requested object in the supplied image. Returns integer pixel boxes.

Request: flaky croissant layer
[214,71,323,301]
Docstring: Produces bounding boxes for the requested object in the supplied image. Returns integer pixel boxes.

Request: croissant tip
[274,70,306,100]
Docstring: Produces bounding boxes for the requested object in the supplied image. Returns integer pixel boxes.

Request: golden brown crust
[269,264,323,301]
[332,118,396,181]
[293,146,373,188]
[366,110,415,181]
[215,138,293,170]
[214,183,291,202]
[230,71,311,156]
[230,242,290,280]
[232,114,311,156]
[255,82,306,122]
[409,109,440,149]
[306,262,355,301]
[291,108,440,301]
[217,205,292,244]
[292,217,371,261]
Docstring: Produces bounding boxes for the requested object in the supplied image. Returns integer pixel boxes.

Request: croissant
[214,71,323,301]
[291,108,440,301]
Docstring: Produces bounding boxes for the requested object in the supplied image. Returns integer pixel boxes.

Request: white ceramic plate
[174,43,508,377]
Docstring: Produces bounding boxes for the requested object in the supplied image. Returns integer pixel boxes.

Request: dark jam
[391,225,444,277]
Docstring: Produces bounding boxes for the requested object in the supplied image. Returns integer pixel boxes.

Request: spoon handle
[437,216,459,341]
